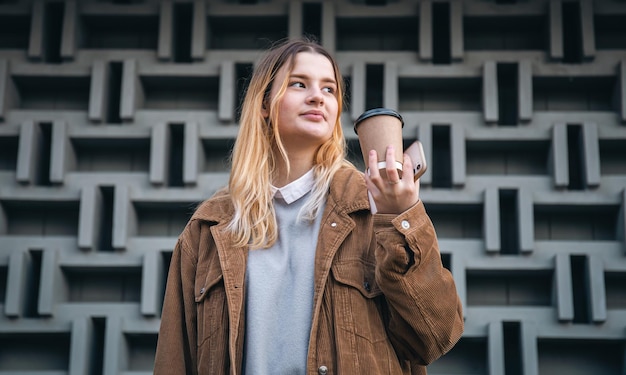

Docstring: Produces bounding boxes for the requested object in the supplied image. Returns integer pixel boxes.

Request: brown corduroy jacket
[154,166,463,375]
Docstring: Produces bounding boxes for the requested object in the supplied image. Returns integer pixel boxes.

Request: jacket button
[318,365,328,374]
[330,222,337,227]
[401,220,410,229]
[364,281,371,292]
[200,287,205,294]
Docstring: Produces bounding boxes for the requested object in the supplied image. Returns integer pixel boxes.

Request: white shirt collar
[271,169,315,204]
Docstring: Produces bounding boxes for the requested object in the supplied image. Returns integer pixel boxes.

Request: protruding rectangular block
[617,189,626,249]
[60,0,77,61]
[112,184,135,250]
[383,61,398,110]
[149,122,167,186]
[555,253,574,322]
[183,121,200,185]
[38,249,63,317]
[587,255,607,323]
[450,0,463,62]
[218,61,236,122]
[16,120,39,184]
[521,322,539,375]
[549,0,564,60]
[580,0,595,61]
[50,119,75,185]
[350,62,366,121]
[518,188,534,253]
[518,60,533,122]
[0,59,17,120]
[140,252,164,317]
[484,187,500,253]
[321,1,336,54]
[120,59,143,122]
[450,125,465,187]
[419,1,432,61]
[27,0,45,61]
[488,322,505,375]
[78,185,102,250]
[288,1,303,39]
[157,0,173,61]
[617,60,626,124]
[88,60,109,123]
[582,122,601,188]
[0,202,6,235]
[103,315,125,375]
[483,61,498,124]
[550,123,569,189]
[5,251,28,317]
[69,317,93,375]
[191,0,206,61]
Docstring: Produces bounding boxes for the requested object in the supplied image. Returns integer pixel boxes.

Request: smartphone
[404,141,427,181]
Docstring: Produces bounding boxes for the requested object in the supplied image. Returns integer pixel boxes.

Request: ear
[261,101,269,118]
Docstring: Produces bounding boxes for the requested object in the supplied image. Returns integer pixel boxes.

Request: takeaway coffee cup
[354,108,404,180]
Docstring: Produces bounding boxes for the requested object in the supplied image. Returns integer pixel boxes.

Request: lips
[302,110,325,120]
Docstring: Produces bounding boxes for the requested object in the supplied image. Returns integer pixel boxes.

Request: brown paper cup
[354,108,404,180]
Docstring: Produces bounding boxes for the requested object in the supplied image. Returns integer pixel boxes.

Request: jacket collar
[190,166,371,224]
[327,166,371,213]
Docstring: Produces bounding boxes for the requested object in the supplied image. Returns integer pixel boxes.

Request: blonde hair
[227,38,351,249]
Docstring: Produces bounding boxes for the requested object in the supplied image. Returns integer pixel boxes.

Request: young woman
[154,38,463,375]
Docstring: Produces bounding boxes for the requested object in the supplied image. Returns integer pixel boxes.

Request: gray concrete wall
[0,0,625,374]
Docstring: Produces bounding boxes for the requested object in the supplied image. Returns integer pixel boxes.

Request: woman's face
[266,51,339,154]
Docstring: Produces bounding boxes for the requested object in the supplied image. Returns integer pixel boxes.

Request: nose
[307,87,324,105]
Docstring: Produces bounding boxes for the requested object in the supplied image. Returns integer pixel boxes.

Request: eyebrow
[289,73,337,85]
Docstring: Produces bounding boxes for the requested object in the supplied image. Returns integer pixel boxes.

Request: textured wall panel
[1,0,625,374]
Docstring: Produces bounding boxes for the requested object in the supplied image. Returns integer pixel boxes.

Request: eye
[322,86,335,94]
[289,81,305,88]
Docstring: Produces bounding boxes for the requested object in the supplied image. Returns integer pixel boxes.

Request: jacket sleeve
[154,228,199,375]
[373,200,464,365]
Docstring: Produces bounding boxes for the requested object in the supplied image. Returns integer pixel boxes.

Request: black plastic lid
[353,108,404,135]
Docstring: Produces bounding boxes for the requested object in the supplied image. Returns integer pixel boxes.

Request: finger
[364,170,380,196]
[385,146,400,183]
[401,153,414,182]
[366,150,385,195]
[367,149,381,180]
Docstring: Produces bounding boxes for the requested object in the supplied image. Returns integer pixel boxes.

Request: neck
[273,149,315,188]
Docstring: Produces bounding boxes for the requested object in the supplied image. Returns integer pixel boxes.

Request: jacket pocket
[331,259,386,343]
[331,259,402,373]
[332,259,381,298]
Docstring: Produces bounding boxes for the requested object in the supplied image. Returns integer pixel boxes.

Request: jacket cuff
[372,200,432,272]
[373,199,428,236]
